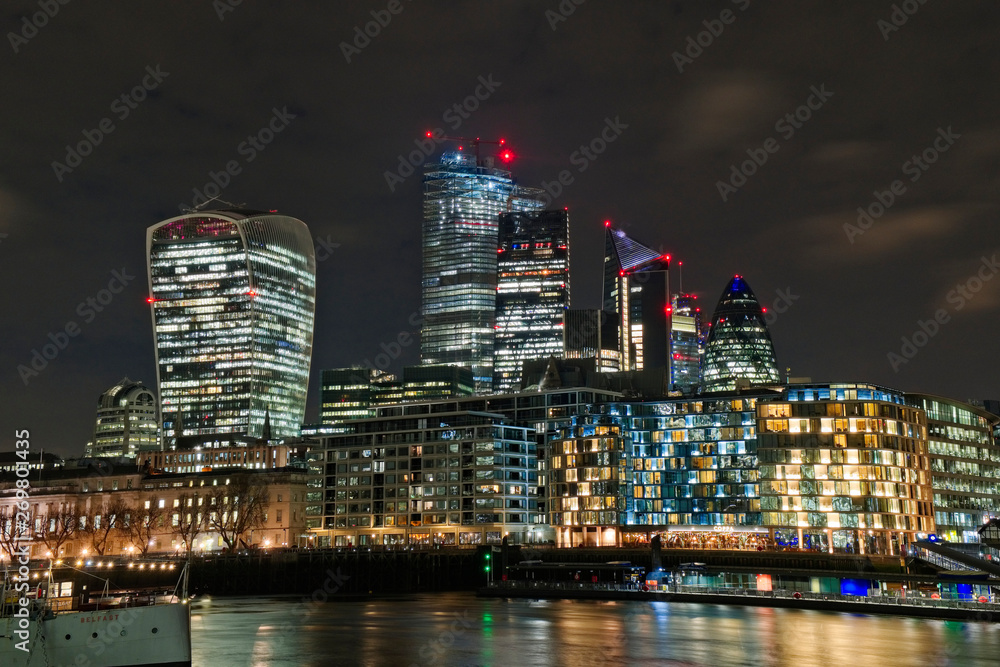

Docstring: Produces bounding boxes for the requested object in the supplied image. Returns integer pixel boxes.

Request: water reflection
[191,593,1000,666]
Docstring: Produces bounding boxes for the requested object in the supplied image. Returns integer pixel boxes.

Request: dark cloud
[1,0,998,456]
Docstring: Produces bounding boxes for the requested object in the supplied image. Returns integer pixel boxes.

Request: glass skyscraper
[702,275,780,392]
[146,209,316,448]
[421,151,542,393]
[670,293,702,394]
[494,209,570,393]
[602,225,671,372]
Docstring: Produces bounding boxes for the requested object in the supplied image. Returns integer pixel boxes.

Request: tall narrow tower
[494,209,570,393]
[146,209,316,448]
[420,150,542,393]
[602,224,671,372]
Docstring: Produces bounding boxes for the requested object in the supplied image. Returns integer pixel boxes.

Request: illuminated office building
[602,225,671,372]
[670,293,703,394]
[421,151,543,393]
[908,393,1000,543]
[563,309,620,372]
[85,377,160,457]
[702,275,780,392]
[757,384,934,555]
[494,209,570,393]
[320,366,474,425]
[146,210,316,449]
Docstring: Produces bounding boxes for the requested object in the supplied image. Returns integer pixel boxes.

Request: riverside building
[908,393,1000,543]
[757,383,934,555]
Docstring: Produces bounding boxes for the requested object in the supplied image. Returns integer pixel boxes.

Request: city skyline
[3,1,999,456]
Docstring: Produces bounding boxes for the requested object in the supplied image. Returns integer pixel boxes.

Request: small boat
[1,559,191,667]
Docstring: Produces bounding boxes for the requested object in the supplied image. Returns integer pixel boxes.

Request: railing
[491,580,1000,613]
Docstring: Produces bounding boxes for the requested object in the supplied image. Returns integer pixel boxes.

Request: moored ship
[1,560,191,667]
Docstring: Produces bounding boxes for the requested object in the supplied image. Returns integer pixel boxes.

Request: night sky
[3,1,998,458]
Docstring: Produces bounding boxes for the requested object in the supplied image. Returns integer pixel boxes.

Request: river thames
[189,592,1000,666]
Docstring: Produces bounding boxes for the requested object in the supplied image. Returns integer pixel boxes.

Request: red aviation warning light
[500,149,513,162]
[146,297,155,304]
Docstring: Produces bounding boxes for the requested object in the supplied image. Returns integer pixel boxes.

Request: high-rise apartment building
[85,377,160,457]
[146,209,316,449]
[494,209,570,393]
[421,151,543,393]
[702,275,780,392]
[602,225,671,373]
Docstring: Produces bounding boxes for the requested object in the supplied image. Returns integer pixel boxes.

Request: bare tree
[35,504,80,557]
[124,495,164,557]
[0,509,34,560]
[171,492,207,555]
[206,475,268,552]
[80,496,129,556]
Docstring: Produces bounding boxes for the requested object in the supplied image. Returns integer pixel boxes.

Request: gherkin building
[702,275,780,392]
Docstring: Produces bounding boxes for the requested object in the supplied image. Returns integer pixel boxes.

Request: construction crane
[429,133,520,211]
[428,133,514,166]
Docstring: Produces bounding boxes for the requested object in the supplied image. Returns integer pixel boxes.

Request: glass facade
[702,275,780,392]
[86,377,160,457]
[548,393,772,547]
[563,309,620,372]
[909,393,1000,542]
[758,384,933,555]
[494,209,570,393]
[670,293,702,394]
[320,366,474,425]
[146,210,316,448]
[421,152,543,392]
[315,408,540,546]
[602,226,670,372]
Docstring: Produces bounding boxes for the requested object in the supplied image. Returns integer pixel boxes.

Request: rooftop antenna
[678,261,683,294]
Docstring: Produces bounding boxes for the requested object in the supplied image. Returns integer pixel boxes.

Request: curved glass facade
[421,152,542,392]
[147,210,316,447]
[702,275,780,392]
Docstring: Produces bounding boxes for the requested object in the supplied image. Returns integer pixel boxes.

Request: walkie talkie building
[146,210,316,448]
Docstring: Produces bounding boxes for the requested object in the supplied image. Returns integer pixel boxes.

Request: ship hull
[1,602,191,667]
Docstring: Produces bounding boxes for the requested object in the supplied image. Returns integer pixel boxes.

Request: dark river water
[190,592,1000,666]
